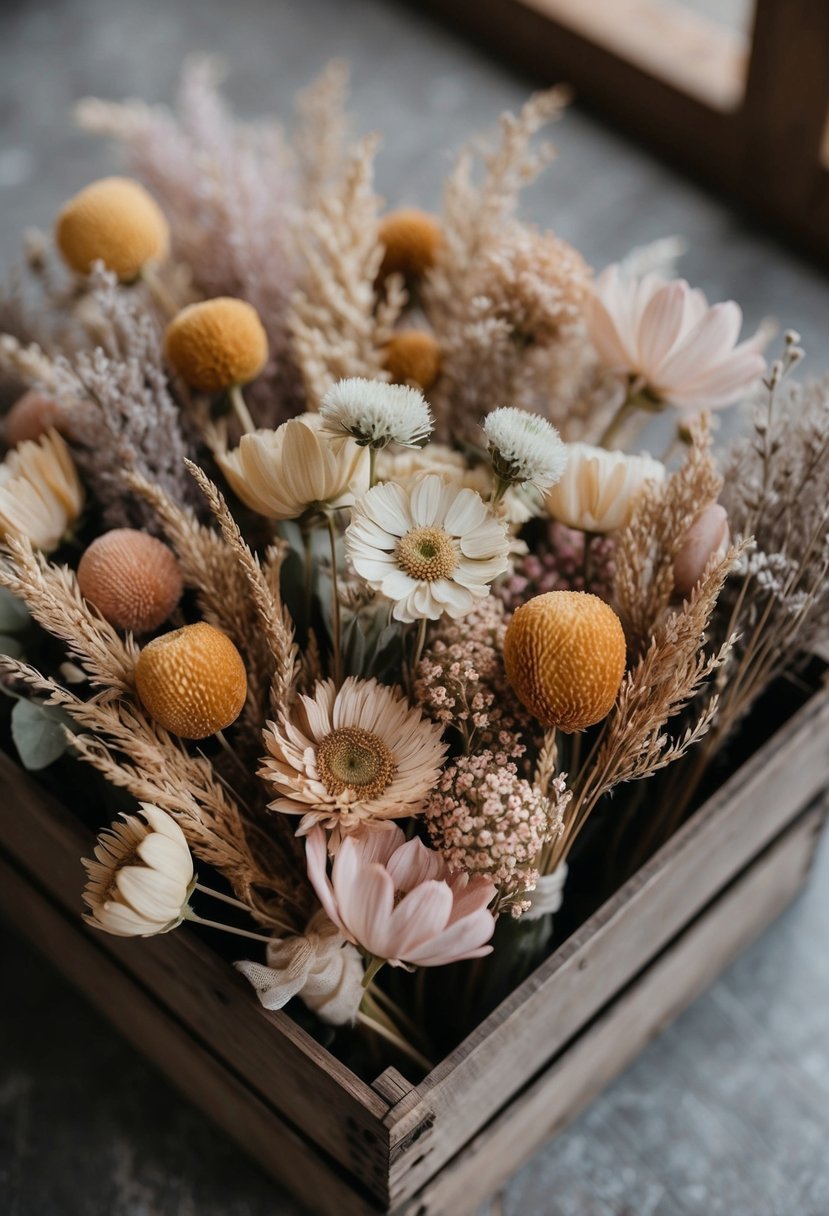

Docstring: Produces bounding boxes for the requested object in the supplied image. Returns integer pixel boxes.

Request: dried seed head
[55,177,169,281]
[503,591,626,732]
[164,298,268,393]
[135,622,248,740]
[78,529,184,634]
[383,330,442,390]
[378,209,442,280]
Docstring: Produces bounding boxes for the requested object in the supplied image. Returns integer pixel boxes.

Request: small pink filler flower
[588,265,766,411]
[305,825,496,968]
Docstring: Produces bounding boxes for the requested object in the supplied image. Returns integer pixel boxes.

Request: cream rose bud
[82,803,194,938]
[235,911,365,1026]
[215,413,369,521]
[546,442,665,534]
[673,503,730,596]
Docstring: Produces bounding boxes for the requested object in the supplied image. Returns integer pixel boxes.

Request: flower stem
[184,908,272,943]
[357,1010,433,1073]
[362,955,386,989]
[228,383,256,435]
[193,882,256,915]
[581,532,597,587]
[325,511,343,687]
[368,446,378,488]
[300,520,314,630]
[139,264,178,319]
[411,617,428,680]
[596,379,650,448]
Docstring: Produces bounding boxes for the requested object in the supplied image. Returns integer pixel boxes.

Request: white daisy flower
[320,377,433,450]
[260,676,447,838]
[483,407,568,496]
[345,473,510,622]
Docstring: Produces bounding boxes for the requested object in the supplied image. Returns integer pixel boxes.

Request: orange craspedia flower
[135,622,248,740]
[78,529,183,634]
[378,209,441,280]
[383,330,441,391]
[55,177,169,281]
[164,298,268,393]
[503,591,626,732]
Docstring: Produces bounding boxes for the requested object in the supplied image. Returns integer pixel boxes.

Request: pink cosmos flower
[588,265,766,411]
[305,824,496,967]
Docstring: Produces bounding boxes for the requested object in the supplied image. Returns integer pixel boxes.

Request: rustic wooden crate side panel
[394,801,827,1212]
[386,682,829,1190]
[0,856,384,1216]
[0,755,394,1191]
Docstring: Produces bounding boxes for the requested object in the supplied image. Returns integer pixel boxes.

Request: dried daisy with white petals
[483,407,568,500]
[320,377,433,450]
[82,803,194,938]
[260,676,447,839]
[345,473,510,622]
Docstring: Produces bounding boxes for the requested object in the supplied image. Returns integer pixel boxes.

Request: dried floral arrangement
[1,60,827,1075]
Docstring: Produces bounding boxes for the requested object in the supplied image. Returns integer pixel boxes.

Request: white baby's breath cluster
[320,377,433,450]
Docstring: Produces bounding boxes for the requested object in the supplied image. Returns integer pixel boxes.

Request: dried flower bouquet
[1,61,827,1076]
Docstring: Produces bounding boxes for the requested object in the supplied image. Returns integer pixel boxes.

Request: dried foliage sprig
[423,87,588,437]
[613,414,722,654]
[289,136,406,407]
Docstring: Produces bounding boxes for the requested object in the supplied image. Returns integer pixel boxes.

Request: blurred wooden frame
[416,0,829,263]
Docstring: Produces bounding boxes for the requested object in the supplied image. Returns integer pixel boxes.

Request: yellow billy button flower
[504,591,627,732]
[55,177,169,281]
[378,208,441,281]
[164,298,268,394]
[134,622,248,740]
[383,330,441,391]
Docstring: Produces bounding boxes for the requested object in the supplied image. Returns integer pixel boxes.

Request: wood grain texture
[383,677,829,1194]
[398,800,828,1215]
[0,755,394,1195]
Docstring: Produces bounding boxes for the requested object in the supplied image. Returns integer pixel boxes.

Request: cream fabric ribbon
[235,910,364,1026]
[522,862,568,920]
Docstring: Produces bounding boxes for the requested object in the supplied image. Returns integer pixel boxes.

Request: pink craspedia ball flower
[673,503,730,597]
[3,390,66,447]
[78,529,184,634]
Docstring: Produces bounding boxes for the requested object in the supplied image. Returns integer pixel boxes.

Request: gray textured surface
[2,1,829,1213]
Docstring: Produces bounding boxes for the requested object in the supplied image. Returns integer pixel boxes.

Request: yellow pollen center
[316,726,396,800]
[395,526,458,582]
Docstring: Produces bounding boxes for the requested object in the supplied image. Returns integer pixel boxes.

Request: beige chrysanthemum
[260,676,447,838]
[547,442,665,534]
[82,803,194,937]
[0,429,84,552]
[216,413,369,521]
[345,473,511,622]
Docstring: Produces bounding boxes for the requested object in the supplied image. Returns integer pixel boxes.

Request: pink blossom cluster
[414,598,528,757]
[498,522,615,612]
[425,751,564,916]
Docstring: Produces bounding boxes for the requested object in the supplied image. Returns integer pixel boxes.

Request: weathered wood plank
[0,755,393,1195]
[385,679,829,1192]
[0,853,383,1216]
[395,801,827,1214]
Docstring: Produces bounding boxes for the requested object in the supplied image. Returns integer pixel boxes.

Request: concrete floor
[2,1,829,1213]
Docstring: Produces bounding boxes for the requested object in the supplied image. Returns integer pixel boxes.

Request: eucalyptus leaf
[0,587,30,634]
[0,635,23,660]
[11,698,72,770]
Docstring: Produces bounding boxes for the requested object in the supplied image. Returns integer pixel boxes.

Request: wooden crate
[2,670,828,1215]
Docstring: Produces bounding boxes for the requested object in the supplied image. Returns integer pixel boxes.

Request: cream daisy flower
[215,413,368,521]
[0,429,84,552]
[82,803,194,937]
[260,676,447,838]
[377,444,535,527]
[345,473,511,622]
[320,377,433,449]
[483,407,567,495]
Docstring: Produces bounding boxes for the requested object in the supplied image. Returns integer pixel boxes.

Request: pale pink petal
[387,881,454,958]
[305,827,343,932]
[404,908,496,966]
[385,837,445,892]
[636,280,688,372]
[656,301,743,390]
[344,862,395,957]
